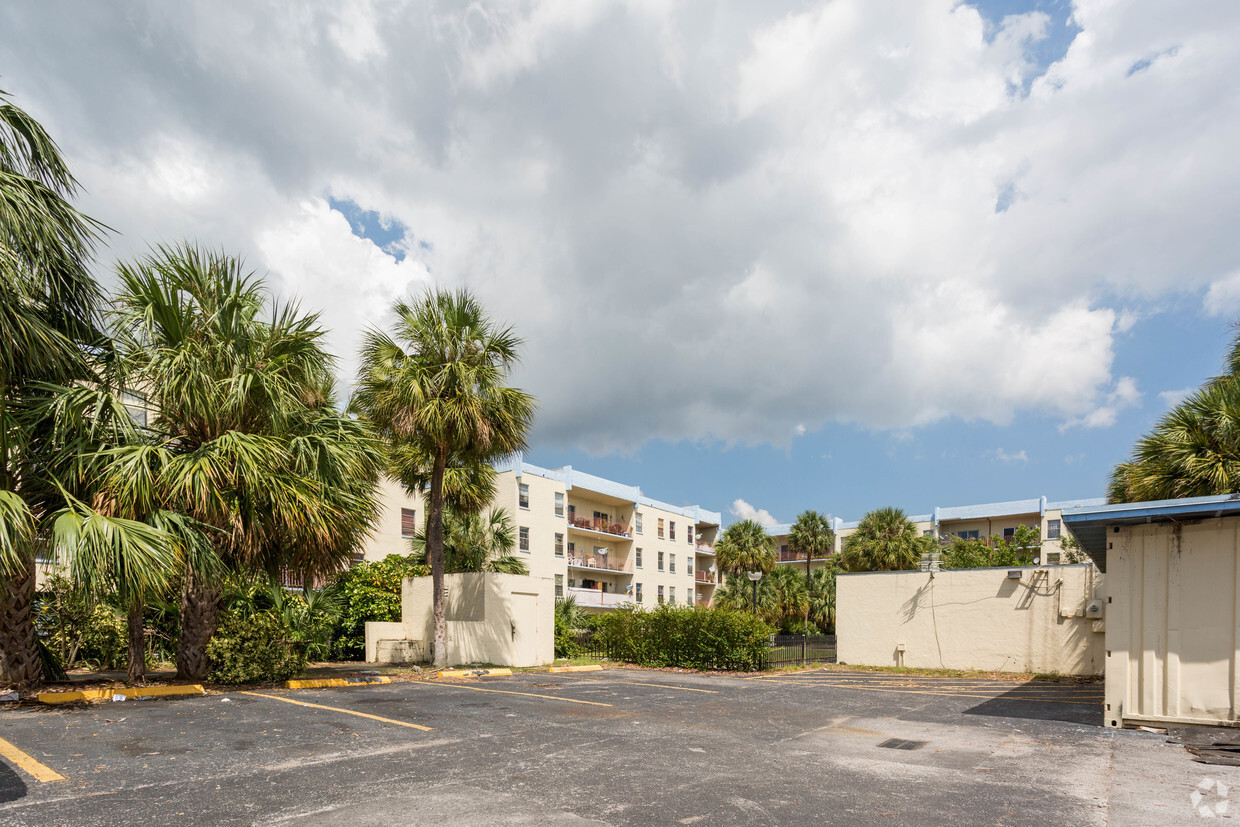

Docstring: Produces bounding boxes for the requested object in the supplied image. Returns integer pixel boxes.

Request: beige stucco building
[836,564,1105,675]
[1064,495,1240,729]
[358,456,722,612]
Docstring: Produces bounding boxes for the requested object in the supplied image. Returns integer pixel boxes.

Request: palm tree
[354,288,536,668]
[806,564,838,633]
[1,88,111,685]
[99,245,382,680]
[715,572,779,618]
[1108,331,1240,502]
[838,507,932,572]
[413,507,527,575]
[715,519,777,577]
[765,567,809,630]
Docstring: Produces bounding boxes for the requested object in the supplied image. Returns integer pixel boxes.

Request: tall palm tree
[806,564,838,633]
[1,88,110,686]
[715,519,777,577]
[838,507,932,572]
[714,572,779,618]
[1108,330,1240,503]
[100,245,382,680]
[412,506,527,575]
[354,288,536,668]
[789,510,834,579]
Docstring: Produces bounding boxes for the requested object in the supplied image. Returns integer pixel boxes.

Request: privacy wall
[837,565,1105,675]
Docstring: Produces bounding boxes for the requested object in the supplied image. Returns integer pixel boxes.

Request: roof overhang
[1061,493,1240,572]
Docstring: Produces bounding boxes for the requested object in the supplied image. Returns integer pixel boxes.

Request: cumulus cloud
[730,498,779,527]
[2,0,1239,451]
[986,448,1029,464]
[1159,387,1195,408]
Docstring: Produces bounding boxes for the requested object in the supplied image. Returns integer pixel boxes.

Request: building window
[635,548,643,568]
[121,390,148,427]
[687,558,693,576]
[658,518,665,539]
[636,513,643,534]
[568,541,576,556]
[670,586,676,604]
[555,492,564,517]
[780,544,788,555]
[956,530,979,541]
[400,508,417,539]
[669,553,675,574]
[555,533,564,557]
[636,583,643,603]
[670,521,676,541]
[658,551,665,571]
[1046,552,1062,565]
[1047,519,1061,540]
[688,525,693,544]
[1003,527,1015,540]
[519,526,530,551]
[555,574,563,598]
[658,585,664,604]
[923,529,934,536]
[519,483,529,509]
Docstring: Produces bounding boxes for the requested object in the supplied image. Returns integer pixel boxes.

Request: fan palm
[412,506,527,575]
[353,288,536,668]
[806,564,838,633]
[714,572,780,618]
[838,507,932,572]
[98,244,382,680]
[714,519,776,577]
[789,510,834,577]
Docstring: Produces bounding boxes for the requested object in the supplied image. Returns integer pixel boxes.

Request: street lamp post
[747,571,763,615]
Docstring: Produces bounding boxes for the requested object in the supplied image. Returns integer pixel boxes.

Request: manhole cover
[877,738,926,751]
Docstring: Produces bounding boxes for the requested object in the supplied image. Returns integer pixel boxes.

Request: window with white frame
[519,483,529,509]
[688,525,693,544]
[636,583,643,603]
[658,551,664,571]
[635,548,643,568]
[400,508,417,539]
[657,585,664,604]
[658,518,664,539]
[554,492,564,517]
[519,526,530,551]
[636,513,643,534]
[669,585,676,603]
[670,521,676,541]
[554,533,564,557]
[554,574,563,598]
[687,557,693,576]
[669,553,675,574]
[1046,519,1061,539]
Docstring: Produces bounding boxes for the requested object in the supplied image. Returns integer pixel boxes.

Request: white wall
[837,565,1105,675]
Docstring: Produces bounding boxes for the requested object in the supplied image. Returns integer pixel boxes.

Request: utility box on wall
[365,572,554,667]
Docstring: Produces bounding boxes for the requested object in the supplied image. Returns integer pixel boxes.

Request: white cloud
[3,1,1239,450]
[730,498,779,527]
[1159,387,1195,408]
[986,448,1029,464]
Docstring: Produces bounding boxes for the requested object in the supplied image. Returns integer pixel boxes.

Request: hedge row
[594,604,773,671]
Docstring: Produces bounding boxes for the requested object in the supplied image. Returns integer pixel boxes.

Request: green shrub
[78,607,126,670]
[328,555,429,660]
[35,576,125,670]
[207,612,307,684]
[595,604,773,671]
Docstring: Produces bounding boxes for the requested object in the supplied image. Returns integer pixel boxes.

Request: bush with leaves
[940,525,1042,569]
[554,595,589,658]
[329,555,429,660]
[206,611,307,684]
[595,604,773,671]
[35,575,126,670]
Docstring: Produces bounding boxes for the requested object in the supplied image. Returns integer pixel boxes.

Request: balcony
[566,552,630,574]
[567,515,633,540]
[567,586,631,609]
[776,550,834,563]
[694,543,715,555]
[694,570,717,584]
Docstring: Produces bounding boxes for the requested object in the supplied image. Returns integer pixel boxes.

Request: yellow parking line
[241,691,434,731]
[570,678,717,694]
[0,736,67,782]
[412,681,613,707]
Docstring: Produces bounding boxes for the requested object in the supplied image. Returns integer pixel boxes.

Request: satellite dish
[1033,556,1041,566]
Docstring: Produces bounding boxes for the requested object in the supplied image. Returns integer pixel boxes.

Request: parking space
[0,668,1228,825]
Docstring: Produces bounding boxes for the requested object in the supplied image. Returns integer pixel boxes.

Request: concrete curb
[37,685,205,704]
[548,665,604,673]
[285,677,391,689]
[437,668,513,679]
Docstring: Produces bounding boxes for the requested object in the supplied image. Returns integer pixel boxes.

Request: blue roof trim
[1061,493,1240,568]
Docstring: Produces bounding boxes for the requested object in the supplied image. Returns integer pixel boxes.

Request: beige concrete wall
[837,565,1105,675]
[1105,518,1240,728]
[364,571,554,667]
[358,477,425,562]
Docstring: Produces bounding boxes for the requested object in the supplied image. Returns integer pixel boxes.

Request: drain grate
[877,738,927,751]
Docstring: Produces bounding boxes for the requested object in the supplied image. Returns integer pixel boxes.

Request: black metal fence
[764,634,837,668]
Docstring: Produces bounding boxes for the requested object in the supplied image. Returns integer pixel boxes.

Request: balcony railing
[776,550,834,563]
[694,543,715,555]
[566,553,629,573]
[567,515,632,538]
[694,570,717,584]
[567,586,631,608]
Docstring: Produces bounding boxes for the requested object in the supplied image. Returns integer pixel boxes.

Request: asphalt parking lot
[0,667,1228,825]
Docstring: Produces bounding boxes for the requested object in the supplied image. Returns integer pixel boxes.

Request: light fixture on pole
[747,571,763,615]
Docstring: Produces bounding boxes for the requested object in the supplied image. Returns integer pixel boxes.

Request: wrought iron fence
[764,634,837,668]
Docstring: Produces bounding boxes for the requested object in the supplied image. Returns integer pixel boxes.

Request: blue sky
[6,0,1238,526]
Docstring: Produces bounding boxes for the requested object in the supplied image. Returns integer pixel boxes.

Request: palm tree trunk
[127,596,145,684]
[429,445,448,668]
[176,564,221,680]
[0,549,41,687]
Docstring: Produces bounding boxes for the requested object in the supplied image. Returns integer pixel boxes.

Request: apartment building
[359,456,722,611]
[768,496,1106,572]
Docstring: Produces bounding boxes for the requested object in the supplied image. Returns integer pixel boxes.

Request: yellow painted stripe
[567,676,718,694]
[548,665,604,673]
[0,736,67,782]
[412,681,612,707]
[285,677,391,689]
[241,691,434,731]
[36,688,113,704]
[438,668,513,678]
[115,685,204,700]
